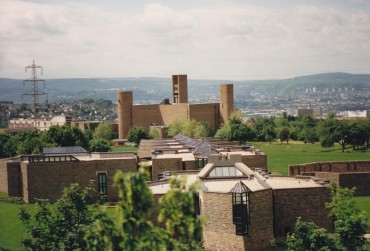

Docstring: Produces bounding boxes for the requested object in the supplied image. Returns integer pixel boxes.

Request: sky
[1,0,370,80]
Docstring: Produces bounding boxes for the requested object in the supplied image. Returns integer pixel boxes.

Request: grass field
[252,141,370,175]
[111,145,138,152]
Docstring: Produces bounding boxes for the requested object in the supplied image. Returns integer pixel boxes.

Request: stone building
[138,134,267,181]
[117,75,234,139]
[0,151,138,203]
[149,154,332,251]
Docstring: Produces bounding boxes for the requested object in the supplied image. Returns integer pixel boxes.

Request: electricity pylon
[22,60,47,128]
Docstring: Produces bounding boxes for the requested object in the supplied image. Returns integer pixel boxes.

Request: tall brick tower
[117,91,133,139]
[172,75,188,103]
[220,84,234,124]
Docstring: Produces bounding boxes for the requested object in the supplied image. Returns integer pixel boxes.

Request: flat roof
[265,176,323,189]
[149,174,199,194]
[153,152,195,161]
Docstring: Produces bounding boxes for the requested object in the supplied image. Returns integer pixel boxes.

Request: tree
[0,133,12,158]
[19,184,96,251]
[86,167,204,251]
[349,120,367,150]
[168,119,184,137]
[14,130,44,155]
[278,127,290,143]
[42,125,88,148]
[127,127,151,146]
[182,119,200,138]
[326,184,367,251]
[255,117,276,143]
[93,121,114,141]
[299,127,319,144]
[158,176,203,250]
[263,125,276,144]
[215,124,231,139]
[90,139,111,152]
[319,119,351,152]
[287,218,337,251]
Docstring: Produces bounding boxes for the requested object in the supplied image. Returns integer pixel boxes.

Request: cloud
[1,0,370,79]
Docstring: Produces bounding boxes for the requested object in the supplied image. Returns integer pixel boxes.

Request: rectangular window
[98,173,107,195]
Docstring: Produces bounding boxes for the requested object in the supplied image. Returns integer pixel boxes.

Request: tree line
[0,121,115,158]
[214,112,370,152]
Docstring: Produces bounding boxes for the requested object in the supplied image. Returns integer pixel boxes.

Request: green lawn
[252,141,370,175]
[111,145,138,152]
[353,196,370,230]
[0,202,36,251]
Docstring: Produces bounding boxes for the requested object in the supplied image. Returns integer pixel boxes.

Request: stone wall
[159,104,188,126]
[339,172,370,196]
[21,158,137,203]
[202,189,274,251]
[132,104,163,128]
[152,158,182,181]
[242,154,267,170]
[0,159,9,193]
[188,103,220,132]
[7,162,22,197]
[273,187,333,237]
[0,159,22,196]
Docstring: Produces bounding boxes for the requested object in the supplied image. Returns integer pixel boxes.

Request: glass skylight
[208,166,244,177]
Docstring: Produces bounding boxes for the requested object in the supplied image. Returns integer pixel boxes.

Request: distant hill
[0,72,369,103]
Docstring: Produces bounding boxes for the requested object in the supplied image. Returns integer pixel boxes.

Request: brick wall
[21,158,137,203]
[202,189,274,251]
[273,187,333,237]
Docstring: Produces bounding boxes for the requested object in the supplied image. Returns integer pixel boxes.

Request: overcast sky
[1,0,370,80]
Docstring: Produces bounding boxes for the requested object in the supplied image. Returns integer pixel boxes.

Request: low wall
[288,160,370,196]
[289,160,370,176]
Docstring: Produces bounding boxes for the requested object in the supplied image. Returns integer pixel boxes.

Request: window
[196,158,207,169]
[98,173,107,196]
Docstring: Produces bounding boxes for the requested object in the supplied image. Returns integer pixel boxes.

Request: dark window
[196,158,207,169]
[98,173,107,195]
[232,191,250,235]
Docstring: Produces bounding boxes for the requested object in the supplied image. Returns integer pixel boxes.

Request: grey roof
[42,146,87,154]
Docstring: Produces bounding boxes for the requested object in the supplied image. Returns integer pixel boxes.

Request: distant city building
[295,108,322,117]
[8,115,72,132]
[346,110,370,118]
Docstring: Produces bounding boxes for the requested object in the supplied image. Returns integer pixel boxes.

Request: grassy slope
[252,141,370,175]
